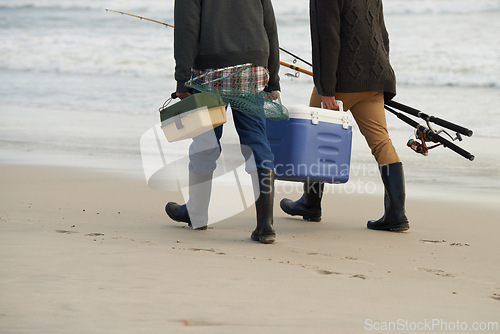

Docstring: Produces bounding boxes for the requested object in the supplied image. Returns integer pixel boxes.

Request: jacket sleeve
[379,1,390,54]
[262,0,280,92]
[310,0,343,97]
[174,0,202,93]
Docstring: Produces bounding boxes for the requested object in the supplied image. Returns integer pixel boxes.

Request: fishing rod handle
[428,116,473,137]
[279,61,313,76]
[385,100,422,119]
[385,105,474,161]
[385,105,420,128]
[386,100,473,137]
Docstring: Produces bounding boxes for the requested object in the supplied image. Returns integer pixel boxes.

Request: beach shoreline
[1,164,499,333]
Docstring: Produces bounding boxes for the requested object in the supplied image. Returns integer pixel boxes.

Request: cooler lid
[286,103,352,129]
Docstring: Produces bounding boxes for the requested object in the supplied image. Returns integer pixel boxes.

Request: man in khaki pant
[280,0,410,232]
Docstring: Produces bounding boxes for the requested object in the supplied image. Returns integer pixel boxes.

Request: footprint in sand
[350,274,367,280]
[419,239,446,244]
[316,269,341,276]
[315,270,367,279]
[491,293,500,301]
[449,242,470,247]
[55,230,79,234]
[177,247,226,255]
[178,319,225,327]
[418,267,454,277]
[419,239,470,247]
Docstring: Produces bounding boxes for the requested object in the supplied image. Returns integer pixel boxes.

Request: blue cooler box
[266,103,352,183]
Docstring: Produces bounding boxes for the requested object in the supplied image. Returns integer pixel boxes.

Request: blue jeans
[189,108,274,175]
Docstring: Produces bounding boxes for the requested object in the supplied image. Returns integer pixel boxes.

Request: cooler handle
[312,100,345,125]
[337,100,344,112]
[318,100,344,112]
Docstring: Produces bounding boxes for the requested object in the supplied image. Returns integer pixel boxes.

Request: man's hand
[176,92,192,100]
[321,95,339,110]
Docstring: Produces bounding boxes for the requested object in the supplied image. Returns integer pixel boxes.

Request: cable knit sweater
[310,0,396,100]
[174,0,280,94]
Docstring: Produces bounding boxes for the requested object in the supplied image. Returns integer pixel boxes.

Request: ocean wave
[1,0,498,90]
[2,65,497,90]
[272,0,500,16]
[396,75,500,89]
[384,0,500,15]
[3,0,498,15]
[0,3,102,11]
[0,0,170,13]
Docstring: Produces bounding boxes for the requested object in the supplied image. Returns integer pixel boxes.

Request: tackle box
[160,93,227,142]
[266,103,352,183]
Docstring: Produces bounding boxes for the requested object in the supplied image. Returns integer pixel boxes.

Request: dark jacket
[310,0,396,100]
[174,0,280,93]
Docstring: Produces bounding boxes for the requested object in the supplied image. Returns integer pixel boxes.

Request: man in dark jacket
[166,0,280,243]
[281,0,410,232]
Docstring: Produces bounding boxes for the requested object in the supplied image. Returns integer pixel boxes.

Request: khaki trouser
[310,87,400,166]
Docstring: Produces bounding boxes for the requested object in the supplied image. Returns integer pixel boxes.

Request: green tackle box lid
[160,93,226,124]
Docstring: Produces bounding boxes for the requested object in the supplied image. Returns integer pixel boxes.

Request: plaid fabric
[192,65,270,96]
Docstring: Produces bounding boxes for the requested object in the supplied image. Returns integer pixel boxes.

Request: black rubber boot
[367,162,410,232]
[165,172,212,230]
[165,203,208,230]
[280,182,324,222]
[251,169,276,244]
[165,202,191,224]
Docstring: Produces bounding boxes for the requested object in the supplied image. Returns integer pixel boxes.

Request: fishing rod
[385,100,473,137]
[106,9,475,160]
[279,48,312,67]
[384,104,474,161]
[278,58,475,160]
[280,61,313,76]
[105,9,308,74]
[261,46,476,160]
[105,9,174,28]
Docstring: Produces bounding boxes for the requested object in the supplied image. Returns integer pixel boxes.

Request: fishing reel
[407,138,429,156]
[406,119,465,157]
[406,125,435,156]
[407,127,439,156]
[285,71,300,79]
[384,100,474,160]
[284,57,301,79]
[280,49,313,80]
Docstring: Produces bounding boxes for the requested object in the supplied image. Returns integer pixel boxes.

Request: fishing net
[185,63,289,121]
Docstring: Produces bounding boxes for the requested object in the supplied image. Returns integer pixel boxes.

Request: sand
[1,164,499,334]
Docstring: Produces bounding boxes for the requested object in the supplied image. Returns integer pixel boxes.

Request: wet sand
[1,164,499,333]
